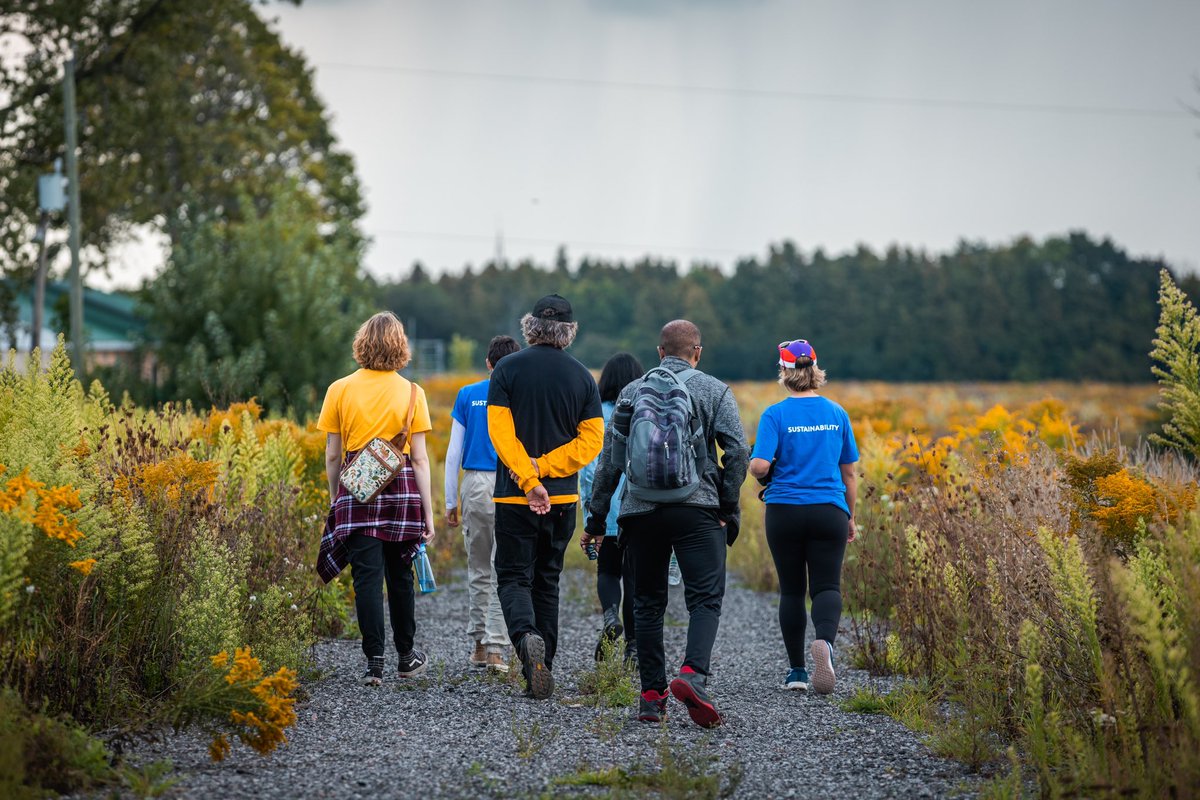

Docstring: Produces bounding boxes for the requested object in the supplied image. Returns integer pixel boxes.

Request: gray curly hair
[521,313,579,349]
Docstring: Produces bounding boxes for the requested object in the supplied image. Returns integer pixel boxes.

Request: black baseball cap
[532,294,574,323]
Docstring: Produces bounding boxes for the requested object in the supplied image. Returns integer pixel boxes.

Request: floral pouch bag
[338,383,419,504]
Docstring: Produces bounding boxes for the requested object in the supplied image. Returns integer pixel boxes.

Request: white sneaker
[810,640,836,694]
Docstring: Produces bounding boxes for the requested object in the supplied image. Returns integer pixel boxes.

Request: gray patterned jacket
[585,355,750,533]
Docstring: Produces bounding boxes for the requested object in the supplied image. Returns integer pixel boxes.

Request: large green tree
[0,0,364,279]
[147,181,369,414]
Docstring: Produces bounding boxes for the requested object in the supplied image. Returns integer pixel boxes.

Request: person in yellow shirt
[317,311,435,687]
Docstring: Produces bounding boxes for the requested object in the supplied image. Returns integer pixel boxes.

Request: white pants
[461,470,510,648]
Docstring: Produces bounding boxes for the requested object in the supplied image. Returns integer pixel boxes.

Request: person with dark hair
[596,354,644,407]
[585,320,750,728]
[444,335,521,673]
[488,295,603,700]
[580,352,644,663]
[749,339,859,695]
[317,312,435,686]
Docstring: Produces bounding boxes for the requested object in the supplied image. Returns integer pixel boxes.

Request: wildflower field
[2,274,1199,797]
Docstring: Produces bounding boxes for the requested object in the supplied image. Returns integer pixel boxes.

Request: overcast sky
[105,0,1200,287]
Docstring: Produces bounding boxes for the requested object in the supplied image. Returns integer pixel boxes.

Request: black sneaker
[520,633,554,700]
[360,656,385,686]
[624,641,638,668]
[594,605,624,661]
[637,689,668,723]
[398,649,428,678]
[669,667,723,728]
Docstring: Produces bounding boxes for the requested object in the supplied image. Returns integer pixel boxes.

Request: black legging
[765,503,849,669]
[596,536,634,640]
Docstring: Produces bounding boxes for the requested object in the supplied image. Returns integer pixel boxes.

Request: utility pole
[63,53,84,376]
[30,211,49,354]
[33,159,66,357]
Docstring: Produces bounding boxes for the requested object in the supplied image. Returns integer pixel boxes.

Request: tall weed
[0,344,319,779]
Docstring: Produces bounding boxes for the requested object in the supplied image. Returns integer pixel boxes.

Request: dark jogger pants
[494,502,576,669]
[345,533,417,659]
[624,506,727,692]
[765,502,849,669]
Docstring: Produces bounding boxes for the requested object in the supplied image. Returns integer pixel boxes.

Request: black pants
[624,506,727,692]
[494,502,576,669]
[765,503,849,669]
[345,534,417,659]
[596,536,635,640]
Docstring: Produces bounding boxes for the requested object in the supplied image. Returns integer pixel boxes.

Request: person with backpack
[316,312,435,686]
[488,294,603,700]
[444,335,521,673]
[748,339,859,695]
[584,320,750,728]
[579,352,644,664]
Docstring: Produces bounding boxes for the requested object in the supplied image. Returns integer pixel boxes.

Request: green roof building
[4,281,148,365]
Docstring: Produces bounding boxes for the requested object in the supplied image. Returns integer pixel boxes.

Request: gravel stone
[121,569,984,798]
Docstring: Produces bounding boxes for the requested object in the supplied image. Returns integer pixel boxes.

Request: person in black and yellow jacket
[487,294,603,700]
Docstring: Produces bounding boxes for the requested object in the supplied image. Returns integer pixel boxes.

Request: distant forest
[377,232,1197,383]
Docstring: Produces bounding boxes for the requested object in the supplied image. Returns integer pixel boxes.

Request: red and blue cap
[778,339,816,369]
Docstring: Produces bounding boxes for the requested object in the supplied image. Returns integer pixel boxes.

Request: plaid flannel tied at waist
[317,456,426,583]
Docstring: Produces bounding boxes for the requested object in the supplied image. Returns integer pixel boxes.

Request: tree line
[381,233,1196,384]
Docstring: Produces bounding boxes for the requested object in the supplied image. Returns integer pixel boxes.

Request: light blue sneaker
[784,667,809,691]
[667,553,682,587]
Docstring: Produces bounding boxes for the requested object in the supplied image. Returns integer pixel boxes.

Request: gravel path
[129,569,982,799]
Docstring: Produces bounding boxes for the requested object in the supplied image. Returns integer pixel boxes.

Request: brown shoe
[485,650,509,673]
[469,642,487,667]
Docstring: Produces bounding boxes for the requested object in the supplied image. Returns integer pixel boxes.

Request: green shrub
[176,527,246,672]
[245,584,313,673]
[0,688,113,797]
[1150,269,1200,459]
[0,343,334,749]
[574,637,639,708]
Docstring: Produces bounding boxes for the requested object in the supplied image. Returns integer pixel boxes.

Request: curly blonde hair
[353,312,411,371]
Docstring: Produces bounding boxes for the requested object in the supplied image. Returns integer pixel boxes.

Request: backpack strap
[389,383,420,454]
[670,368,710,468]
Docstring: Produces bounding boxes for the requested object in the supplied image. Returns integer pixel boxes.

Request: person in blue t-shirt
[749,339,858,696]
[580,352,643,663]
[445,335,521,673]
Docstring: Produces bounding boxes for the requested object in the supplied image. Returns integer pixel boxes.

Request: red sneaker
[669,667,723,728]
[638,689,669,723]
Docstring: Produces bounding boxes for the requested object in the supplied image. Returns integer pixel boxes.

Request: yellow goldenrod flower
[1,470,43,515]
[68,558,97,576]
[225,646,263,685]
[137,453,218,505]
[211,650,229,669]
[31,484,84,546]
[209,734,231,762]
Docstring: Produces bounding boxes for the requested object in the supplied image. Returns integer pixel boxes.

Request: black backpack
[613,367,707,503]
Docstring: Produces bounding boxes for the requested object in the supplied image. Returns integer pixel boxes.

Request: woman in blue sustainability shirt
[580,352,643,663]
[749,339,858,695]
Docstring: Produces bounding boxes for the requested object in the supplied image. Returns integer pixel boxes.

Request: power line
[316,61,1190,120]
[371,227,750,258]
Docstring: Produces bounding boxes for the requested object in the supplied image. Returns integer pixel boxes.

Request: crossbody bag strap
[389,383,420,453]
